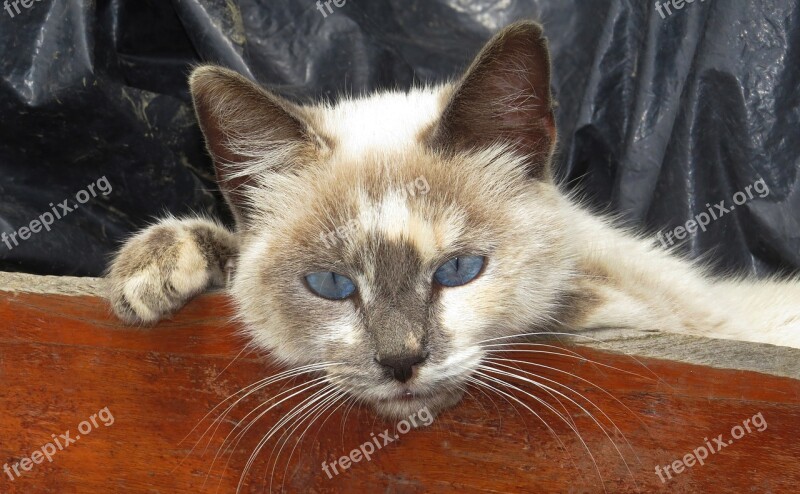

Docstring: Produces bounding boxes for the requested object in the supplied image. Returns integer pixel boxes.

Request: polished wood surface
[1,289,798,493]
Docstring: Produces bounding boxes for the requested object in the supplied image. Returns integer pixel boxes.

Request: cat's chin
[371,387,465,422]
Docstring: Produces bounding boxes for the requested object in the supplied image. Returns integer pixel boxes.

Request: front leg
[106,217,237,324]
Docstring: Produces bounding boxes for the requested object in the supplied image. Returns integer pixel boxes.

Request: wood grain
[0,287,798,493]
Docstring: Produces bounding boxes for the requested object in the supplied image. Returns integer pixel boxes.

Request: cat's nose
[376,352,428,383]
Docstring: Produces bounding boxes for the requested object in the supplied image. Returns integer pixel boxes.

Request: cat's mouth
[379,388,431,403]
[327,357,480,419]
[369,383,466,420]
[398,390,419,401]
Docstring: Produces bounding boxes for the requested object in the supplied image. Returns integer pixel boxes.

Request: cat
[105,21,800,420]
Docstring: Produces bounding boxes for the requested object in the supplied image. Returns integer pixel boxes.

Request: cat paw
[105,217,237,324]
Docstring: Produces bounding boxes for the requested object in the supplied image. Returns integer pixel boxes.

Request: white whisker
[478,363,637,485]
[484,356,648,433]
[274,389,349,493]
[204,377,331,490]
[471,370,607,493]
[177,363,339,479]
[482,344,652,382]
[477,331,670,389]
[237,383,341,493]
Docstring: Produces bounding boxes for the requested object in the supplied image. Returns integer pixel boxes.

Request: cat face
[232,147,573,417]
[190,21,571,418]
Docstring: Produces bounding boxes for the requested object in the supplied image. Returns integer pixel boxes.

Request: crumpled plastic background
[0,0,798,276]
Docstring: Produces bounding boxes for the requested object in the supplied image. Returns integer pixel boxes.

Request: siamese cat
[106,21,800,420]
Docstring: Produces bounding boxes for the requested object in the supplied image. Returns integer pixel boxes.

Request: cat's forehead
[268,104,531,276]
[264,157,476,285]
[285,144,520,270]
[354,186,462,261]
[311,87,448,159]
[307,178,464,268]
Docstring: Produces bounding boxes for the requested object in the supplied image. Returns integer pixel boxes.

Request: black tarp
[1,0,798,277]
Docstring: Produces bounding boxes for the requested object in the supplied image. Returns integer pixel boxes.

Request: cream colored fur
[105,22,799,422]
[563,198,800,348]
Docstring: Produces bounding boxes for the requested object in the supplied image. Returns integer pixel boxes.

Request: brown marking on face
[245,143,534,356]
[201,22,582,419]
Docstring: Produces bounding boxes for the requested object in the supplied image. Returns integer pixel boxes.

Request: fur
[105,21,800,420]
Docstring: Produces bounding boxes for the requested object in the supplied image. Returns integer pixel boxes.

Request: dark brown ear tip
[189,64,223,82]
[499,20,547,41]
[483,20,550,66]
[188,65,247,95]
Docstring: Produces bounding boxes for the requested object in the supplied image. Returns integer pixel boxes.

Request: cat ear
[429,21,557,180]
[189,66,315,227]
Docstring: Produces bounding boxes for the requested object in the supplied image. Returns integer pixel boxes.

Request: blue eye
[433,256,485,287]
[305,272,356,300]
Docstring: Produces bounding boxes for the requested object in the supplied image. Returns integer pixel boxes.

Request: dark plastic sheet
[1,0,798,276]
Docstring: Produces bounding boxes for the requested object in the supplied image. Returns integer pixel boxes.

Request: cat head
[189,21,575,419]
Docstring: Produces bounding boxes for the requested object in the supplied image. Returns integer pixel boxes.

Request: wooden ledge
[0,272,106,296]
[2,272,797,380]
[1,272,799,493]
